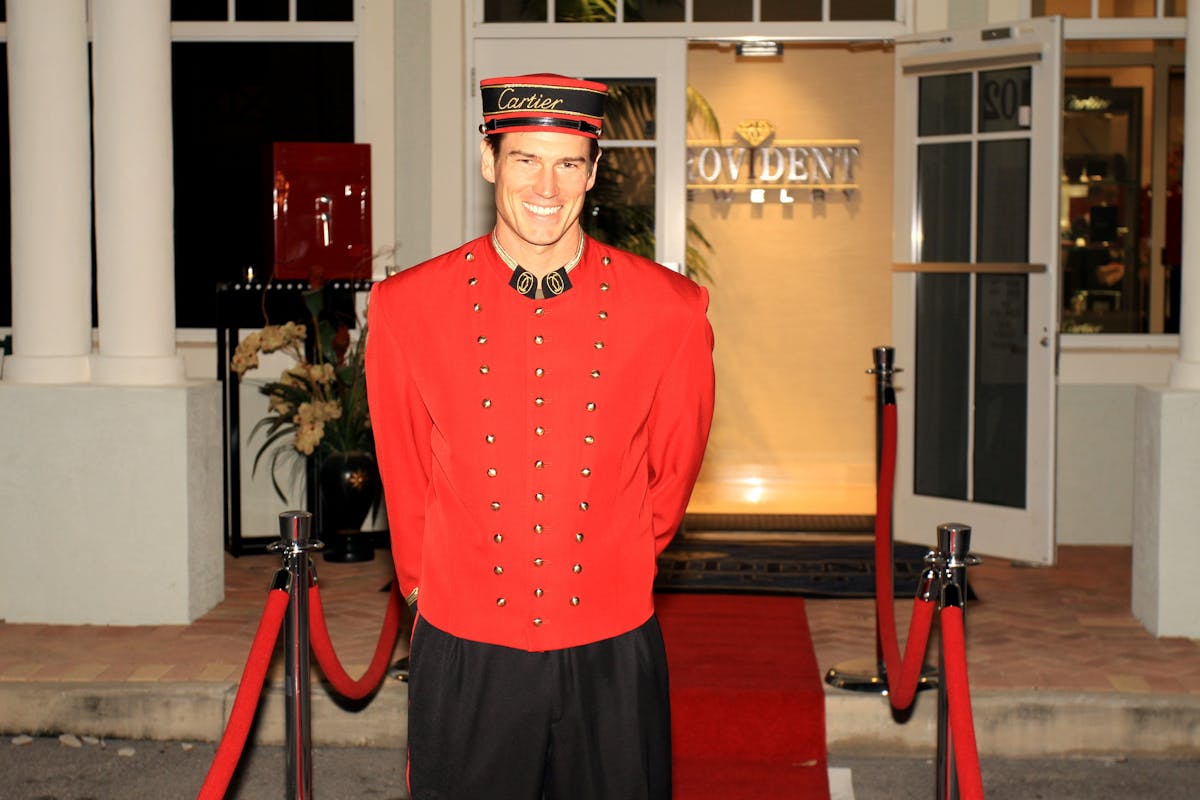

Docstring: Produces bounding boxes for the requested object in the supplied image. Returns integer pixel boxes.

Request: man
[366,73,715,800]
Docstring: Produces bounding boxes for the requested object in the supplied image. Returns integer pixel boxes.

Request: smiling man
[366,74,715,800]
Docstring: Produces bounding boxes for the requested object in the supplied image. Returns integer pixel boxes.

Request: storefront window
[1061,39,1183,333]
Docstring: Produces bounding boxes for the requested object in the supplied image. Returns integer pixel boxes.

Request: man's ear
[586,148,602,191]
[480,138,497,185]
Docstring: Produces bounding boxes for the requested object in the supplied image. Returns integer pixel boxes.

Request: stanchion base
[322,530,376,563]
[824,657,939,694]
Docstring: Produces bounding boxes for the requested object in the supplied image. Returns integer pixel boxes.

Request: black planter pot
[318,450,380,563]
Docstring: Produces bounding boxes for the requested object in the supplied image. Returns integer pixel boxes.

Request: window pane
[914,274,970,501]
[693,0,752,21]
[584,146,655,258]
[629,0,684,21]
[918,143,971,262]
[1061,83,1143,332]
[831,0,898,21]
[919,73,972,136]
[172,0,229,21]
[974,274,1028,508]
[762,0,821,21]
[484,0,546,21]
[297,0,353,21]
[1038,0,1097,17]
[979,67,1031,133]
[237,0,288,22]
[0,43,9,327]
[172,42,354,328]
[556,0,614,22]
[1097,0,1159,17]
[978,139,1030,262]
[599,78,656,140]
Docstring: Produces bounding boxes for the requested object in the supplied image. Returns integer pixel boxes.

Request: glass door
[471,38,688,270]
[892,17,1063,565]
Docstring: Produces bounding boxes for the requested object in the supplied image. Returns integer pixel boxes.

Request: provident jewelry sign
[687,119,861,204]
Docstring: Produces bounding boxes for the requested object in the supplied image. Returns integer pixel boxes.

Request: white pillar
[1169,2,1200,389]
[1131,0,1200,638]
[89,0,185,385]
[2,0,93,384]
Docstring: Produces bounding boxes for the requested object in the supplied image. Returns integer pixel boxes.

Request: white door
[471,38,688,270]
[892,17,1063,565]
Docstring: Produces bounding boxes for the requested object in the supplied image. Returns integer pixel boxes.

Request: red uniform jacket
[366,234,714,651]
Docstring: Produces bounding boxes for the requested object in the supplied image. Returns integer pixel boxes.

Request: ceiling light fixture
[736,40,782,57]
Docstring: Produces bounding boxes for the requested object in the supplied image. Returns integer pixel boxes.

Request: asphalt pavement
[3,735,1198,800]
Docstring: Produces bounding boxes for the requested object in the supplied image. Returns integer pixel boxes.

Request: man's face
[481,131,599,260]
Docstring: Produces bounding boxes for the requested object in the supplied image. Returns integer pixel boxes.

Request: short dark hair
[485,134,600,172]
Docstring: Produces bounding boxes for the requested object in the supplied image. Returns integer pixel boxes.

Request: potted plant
[231,285,378,561]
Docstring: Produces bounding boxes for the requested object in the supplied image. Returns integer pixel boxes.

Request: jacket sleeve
[647,285,715,555]
[365,282,431,606]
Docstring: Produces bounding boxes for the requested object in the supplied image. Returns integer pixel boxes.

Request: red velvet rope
[873,401,936,710]
[196,586,289,800]
[308,579,404,701]
[940,605,986,800]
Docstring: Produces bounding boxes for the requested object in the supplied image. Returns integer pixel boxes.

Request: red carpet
[657,593,831,800]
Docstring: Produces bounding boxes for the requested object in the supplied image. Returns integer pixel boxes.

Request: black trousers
[406,615,672,800]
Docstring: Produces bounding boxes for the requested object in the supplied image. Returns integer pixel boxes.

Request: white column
[1,0,92,384]
[89,0,185,385]
[1168,2,1200,389]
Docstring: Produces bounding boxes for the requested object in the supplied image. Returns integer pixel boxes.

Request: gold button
[599,311,608,319]
[534,558,544,567]
[594,341,604,349]
[493,533,503,543]
[571,597,580,606]
[480,365,490,374]
[535,307,545,316]
[602,256,611,266]
[534,460,545,469]
[535,368,545,377]
[497,597,506,606]
[533,618,544,626]
[576,532,584,542]
[473,303,482,312]
[573,564,582,573]
[591,370,600,379]
[535,492,545,502]
[486,434,496,444]
[535,397,545,406]
[534,524,544,534]
[466,252,475,262]
[535,426,545,436]
[600,282,610,291]
[534,335,544,344]
[581,468,591,477]
[494,565,504,574]
[477,336,487,344]
[534,588,544,598]
[482,399,492,408]
[491,501,501,511]
[586,402,596,412]
[584,435,594,444]
[487,468,497,477]
[579,501,589,511]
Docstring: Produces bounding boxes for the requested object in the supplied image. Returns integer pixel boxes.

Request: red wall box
[272,142,372,281]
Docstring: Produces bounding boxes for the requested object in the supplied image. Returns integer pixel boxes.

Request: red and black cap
[480,74,608,139]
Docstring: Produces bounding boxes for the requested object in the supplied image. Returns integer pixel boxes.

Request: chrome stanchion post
[270,511,324,800]
[827,346,935,697]
[933,522,979,800]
